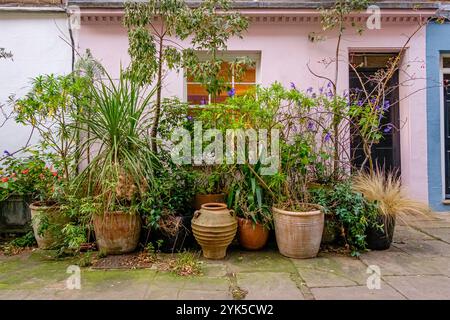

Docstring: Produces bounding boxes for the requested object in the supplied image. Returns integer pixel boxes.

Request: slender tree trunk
[150,37,163,153]
[333,29,342,179]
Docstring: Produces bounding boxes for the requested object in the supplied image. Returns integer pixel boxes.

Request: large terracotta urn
[93,211,141,254]
[273,204,324,259]
[191,203,237,259]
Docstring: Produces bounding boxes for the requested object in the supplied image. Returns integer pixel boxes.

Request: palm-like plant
[76,70,160,211]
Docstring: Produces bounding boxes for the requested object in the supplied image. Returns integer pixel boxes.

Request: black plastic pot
[0,196,32,233]
[366,214,396,250]
[152,215,194,253]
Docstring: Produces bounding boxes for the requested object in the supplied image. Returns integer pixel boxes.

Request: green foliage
[9,231,36,248]
[310,181,380,255]
[75,69,160,210]
[0,150,58,202]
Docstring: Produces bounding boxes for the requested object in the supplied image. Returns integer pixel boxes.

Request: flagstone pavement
[1,213,450,300]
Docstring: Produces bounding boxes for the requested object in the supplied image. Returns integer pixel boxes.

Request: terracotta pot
[273,204,324,259]
[366,214,396,250]
[30,201,65,249]
[191,203,237,259]
[193,193,226,210]
[237,217,269,250]
[93,211,141,255]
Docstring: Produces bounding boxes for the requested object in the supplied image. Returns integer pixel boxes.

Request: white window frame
[184,51,261,105]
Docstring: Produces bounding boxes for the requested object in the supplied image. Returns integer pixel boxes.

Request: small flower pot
[237,217,269,250]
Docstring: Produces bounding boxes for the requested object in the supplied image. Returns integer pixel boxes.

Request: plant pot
[153,215,193,253]
[321,214,338,244]
[366,214,396,250]
[93,211,141,255]
[193,193,226,210]
[273,204,324,259]
[237,217,269,250]
[191,203,237,259]
[30,201,65,249]
[0,195,32,233]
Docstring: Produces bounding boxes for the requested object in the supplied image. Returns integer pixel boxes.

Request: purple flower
[307,87,313,93]
[357,100,363,106]
[187,115,193,121]
[307,121,315,131]
[384,124,393,133]
[319,87,324,94]
[200,98,206,105]
[327,90,334,98]
[324,132,332,142]
[227,88,235,97]
[3,150,11,157]
[327,81,332,88]
[290,82,297,90]
[343,90,349,98]
[375,104,381,110]
[383,100,390,111]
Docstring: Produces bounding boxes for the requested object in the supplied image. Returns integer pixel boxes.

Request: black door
[443,74,450,197]
[349,62,401,174]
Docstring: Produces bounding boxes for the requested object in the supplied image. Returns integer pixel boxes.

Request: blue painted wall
[426,22,450,212]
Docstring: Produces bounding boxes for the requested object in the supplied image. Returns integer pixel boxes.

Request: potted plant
[353,170,431,250]
[228,163,271,250]
[76,70,160,255]
[14,73,90,248]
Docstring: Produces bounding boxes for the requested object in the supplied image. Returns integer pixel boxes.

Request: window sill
[442,199,450,205]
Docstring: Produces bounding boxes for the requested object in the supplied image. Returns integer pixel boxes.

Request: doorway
[349,52,401,174]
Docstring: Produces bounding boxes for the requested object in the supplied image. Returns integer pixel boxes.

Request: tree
[124,0,249,152]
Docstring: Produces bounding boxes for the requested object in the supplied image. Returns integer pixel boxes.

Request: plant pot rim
[29,201,59,210]
[272,204,322,216]
[200,202,228,211]
[195,193,226,196]
[99,210,137,215]
[237,216,263,225]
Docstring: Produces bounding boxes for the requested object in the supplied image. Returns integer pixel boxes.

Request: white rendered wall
[0,12,72,155]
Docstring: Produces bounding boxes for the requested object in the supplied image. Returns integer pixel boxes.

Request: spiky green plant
[75,70,160,211]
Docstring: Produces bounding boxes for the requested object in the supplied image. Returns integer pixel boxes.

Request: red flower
[22,169,29,175]
[1,177,9,183]
[52,171,58,177]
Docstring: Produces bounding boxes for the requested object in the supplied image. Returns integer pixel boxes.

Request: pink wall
[77,13,428,201]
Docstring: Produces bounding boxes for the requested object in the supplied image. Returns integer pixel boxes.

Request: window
[186,52,259,105]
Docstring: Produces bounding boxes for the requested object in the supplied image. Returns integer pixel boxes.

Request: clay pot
[30,201,65,249]
[93,211,141,255]
[366,214,396,250]
[237,217,269,250]
[0,195,32,233]
[193,193,226,210]
[273,204,324,259]
[191,203,237,259]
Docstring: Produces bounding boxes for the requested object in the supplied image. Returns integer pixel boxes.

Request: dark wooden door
[443,74,450,197]
[349,68,401,174]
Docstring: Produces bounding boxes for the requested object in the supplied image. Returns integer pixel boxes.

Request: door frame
[440,54,450,199]
[348,53,402,174]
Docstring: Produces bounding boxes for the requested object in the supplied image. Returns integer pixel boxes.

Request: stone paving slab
[393,226,434,242]
[384,275,450,300]
[178,290,231,300]
[236,272,304,300]
[418,227,450,243]
[310,282,406,300]
[291,254,368,287]
[359,250,443,276]
[393,240,450,257]
[225,250,297,274]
